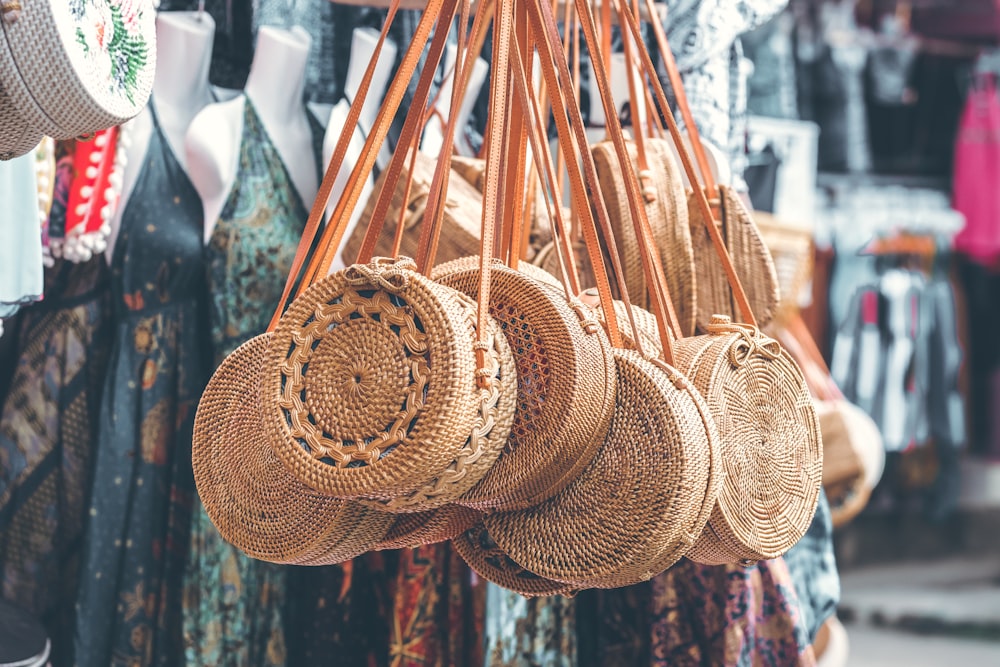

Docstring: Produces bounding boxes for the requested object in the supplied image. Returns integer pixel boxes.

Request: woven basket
[534,237,597,292]
[341,151,485,265]
[0,81,42,160]
[483,348,721,588]
[192,334,393,565]
[0,0,155,139]
[432,256,617,511]
[674,315,823,565]
[689,186,780,332]
[816,399,883,528]
[374,504,482,551]
[452,523,579,598]
[356,292,517,512]
[592,137,696,336]
[755,211,814,323]
[260,257,495,503]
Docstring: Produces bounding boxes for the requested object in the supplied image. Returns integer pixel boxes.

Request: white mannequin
[187,26,318,242]
[421,42,489,158]
[321,27,397,271]
[106,11,216,261]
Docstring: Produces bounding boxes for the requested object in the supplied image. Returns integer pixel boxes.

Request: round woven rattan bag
[374,504,482,551]
[592,137,696,335]
[432,256,617,511]
[355,291,517,512]
[0,0,155,139]
[675,315,823,564]
[483,347,721,588]
[0,83,42,160]
[192,334,393,566]
[260,257,501,504]
[452,523,579,598]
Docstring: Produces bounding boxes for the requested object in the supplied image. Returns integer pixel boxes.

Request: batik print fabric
[0,255,110,667]
[74,106,210,667]
[390,544,485,667]
[483,584,576,667]
[650,557,817,667]
[183,99,323,667]
[781,492,840,643]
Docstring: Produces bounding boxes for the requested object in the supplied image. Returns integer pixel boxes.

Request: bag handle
[266,0,404,332]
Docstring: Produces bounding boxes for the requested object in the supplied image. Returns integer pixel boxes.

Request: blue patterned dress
[74,105,211,667]
[182,99,322,667]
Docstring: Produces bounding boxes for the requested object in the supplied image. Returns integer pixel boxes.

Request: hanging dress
[74,104,211,667]
[0,150,111,667]
[182,99,323,667]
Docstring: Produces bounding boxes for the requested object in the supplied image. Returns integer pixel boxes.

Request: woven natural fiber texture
[341,151,485,265]
[192,334,393,565]
[357,293,517,512]
[756,211,814,324]
[433,256,617,511]
[689,186,780,332]
[592,138,696,335]
[534,238,597,291]
[673,316,823,565]
[0,82,42,160]
[816,399,881,528]
[261,257,486,501]
[452,523,578,598]
[375,504,482,550]
[0,0,155,138]
[484,349,721,588]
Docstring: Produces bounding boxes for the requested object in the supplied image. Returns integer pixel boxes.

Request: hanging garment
[284,554,394,667]
[953,75,1000,267]
[483,585,576,667]
[183,99,324,667]
[0,255,110,667]
[0,149,44,321]
[74,103,211,667]
[390,543,485,667]
[649,557,817,667]
[576,586,650,667]
[781,491,840,644]
[958,258,1000,458]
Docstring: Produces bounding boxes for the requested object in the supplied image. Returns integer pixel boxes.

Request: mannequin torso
[187,26,318,242]
[106,11,216,261]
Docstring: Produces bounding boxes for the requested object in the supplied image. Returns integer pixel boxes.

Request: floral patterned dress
[182,99,323,667]
[73,105,211,667]
[0,254,110,667]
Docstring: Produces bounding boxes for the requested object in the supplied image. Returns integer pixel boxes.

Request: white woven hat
[0,0,155,139]
[0,79,43,160]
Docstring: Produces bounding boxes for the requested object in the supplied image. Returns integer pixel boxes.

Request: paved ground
[845,625,1000,666]
[837,557,1000,665]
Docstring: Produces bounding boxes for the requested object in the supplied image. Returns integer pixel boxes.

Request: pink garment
[953,75,1000,267]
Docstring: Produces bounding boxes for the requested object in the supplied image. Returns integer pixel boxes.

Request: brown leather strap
[297,0,454,290]
[522,0,627,348]
[356,0,462,266]
[266,0,402,332]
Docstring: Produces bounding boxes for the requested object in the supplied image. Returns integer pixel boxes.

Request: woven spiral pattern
[192,334,392,565]
[592,138,696,335]
[675,317,823,565]
[357,294,517,512]
[375,504,483,551]
[483,349,720,588]
[0,0,155,138]
[342,151,485,265]
[452,523,578,598]
[689,186,780,332]
[262,258,483,500]
[433,256,617,511]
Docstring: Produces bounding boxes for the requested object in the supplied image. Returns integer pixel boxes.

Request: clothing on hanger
[74,101,211,667]
[0,150,44,322]
[183,98,325,667]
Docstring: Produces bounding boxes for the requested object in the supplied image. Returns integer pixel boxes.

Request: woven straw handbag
[592,137,696,335]
[0,0,155,139]
[373,504,483,551]
[0,83,42,160]
[480,0,721,588]
[607,0,823,566]
[647,11,779,332]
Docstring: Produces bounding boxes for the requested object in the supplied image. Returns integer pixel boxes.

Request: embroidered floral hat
[0,0,155,140]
